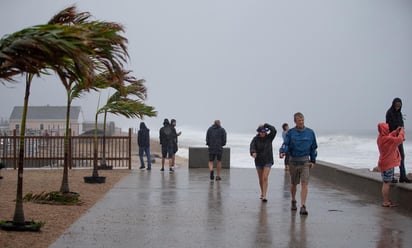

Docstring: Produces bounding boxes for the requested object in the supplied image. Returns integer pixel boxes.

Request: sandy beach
[0,137,187,248]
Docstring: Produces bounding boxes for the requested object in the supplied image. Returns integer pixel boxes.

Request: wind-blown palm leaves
[46,6,129,193]
[0,5,130,228]
[88,72,156,179]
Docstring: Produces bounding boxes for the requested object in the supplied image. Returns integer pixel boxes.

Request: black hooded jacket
[250,123,277,166]
[138,122,150,147]
[206,124,227,154]
[386,98,404,132]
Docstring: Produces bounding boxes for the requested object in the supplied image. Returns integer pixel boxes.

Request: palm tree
[47,6,129,193]
[85,78,157,183]
[0,5,129,228]
[0,23,98,229]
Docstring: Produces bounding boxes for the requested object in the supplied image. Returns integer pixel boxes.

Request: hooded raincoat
[377,123,404,172]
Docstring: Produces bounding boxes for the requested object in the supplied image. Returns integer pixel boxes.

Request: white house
[9,105,84,136]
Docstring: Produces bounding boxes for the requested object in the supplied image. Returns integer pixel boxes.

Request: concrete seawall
[312,160,412,212]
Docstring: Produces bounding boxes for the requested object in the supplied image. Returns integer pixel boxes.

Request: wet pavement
[50,168,412,248]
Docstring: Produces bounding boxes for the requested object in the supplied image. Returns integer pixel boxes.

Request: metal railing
[0,129,132,169]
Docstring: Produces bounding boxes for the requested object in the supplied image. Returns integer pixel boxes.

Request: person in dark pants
[386,97,411,183]
[206,120,227,181]
[137,122,151,170]
[250,123,277,202]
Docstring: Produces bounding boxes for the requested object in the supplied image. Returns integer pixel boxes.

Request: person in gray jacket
[206,120,227,181]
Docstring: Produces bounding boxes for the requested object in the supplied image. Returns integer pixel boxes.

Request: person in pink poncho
[377,123,404,207]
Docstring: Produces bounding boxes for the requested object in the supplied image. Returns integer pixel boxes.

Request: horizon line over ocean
[162,126,412,174]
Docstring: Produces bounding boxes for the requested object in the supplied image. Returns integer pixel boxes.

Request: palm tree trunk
[13,73,33,225]
[101,110,108,166]
[60,91,71,193]
[92,112,99,177]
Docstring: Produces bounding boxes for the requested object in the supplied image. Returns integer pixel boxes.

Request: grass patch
[24,191,82,205]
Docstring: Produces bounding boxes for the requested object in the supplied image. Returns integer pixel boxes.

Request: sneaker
[300,205,308,215]
[147,167,151,171]
[210,171,214,180]
[291,200,297,211]
[215,176,222,181]
[139,166,145,169]
[160,167,164,171]
[169,167,174,172]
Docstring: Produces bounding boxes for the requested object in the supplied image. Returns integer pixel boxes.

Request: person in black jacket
[159,119,174,172]
[137,122,151,170]
[206,120,227,181]
[386,97,411,183]
[250,123,277,202]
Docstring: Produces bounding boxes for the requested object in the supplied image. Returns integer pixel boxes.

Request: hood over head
[140,122,147,129]
[391,97,402,111]
[378,122,389,136]
[163,119,169,126]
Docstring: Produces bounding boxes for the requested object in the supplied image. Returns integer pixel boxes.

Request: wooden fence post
[128,128,132,170]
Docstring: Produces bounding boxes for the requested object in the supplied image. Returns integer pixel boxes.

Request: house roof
[9,106,82,121]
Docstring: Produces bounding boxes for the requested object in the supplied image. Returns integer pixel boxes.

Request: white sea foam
[175,126,412,173]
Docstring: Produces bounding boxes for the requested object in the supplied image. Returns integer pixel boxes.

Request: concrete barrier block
[188,147,230,169]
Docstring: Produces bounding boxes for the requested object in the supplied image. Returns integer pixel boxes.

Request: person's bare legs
[169,157,173,170]
[382,182,390,204]
[290,184,297,202]
[256,168,263,198]
[216,160,222,177]
[208,160,214,179]
[301,182,308,207]
[261,167,271,200]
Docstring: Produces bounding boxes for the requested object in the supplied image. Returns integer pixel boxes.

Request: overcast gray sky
[1,0,411,134]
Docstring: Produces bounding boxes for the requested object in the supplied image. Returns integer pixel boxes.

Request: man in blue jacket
[280,112,317,216]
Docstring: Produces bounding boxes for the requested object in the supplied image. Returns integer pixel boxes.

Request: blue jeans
[139,146,151,168]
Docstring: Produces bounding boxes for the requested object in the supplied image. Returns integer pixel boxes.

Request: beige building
[9,105,84,136]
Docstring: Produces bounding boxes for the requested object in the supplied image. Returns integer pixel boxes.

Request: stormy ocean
[174,126,412,173]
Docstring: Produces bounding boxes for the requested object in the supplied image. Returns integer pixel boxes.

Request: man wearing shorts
[206,120,227,181]
[159,119,174,172]
[280,112,317,215]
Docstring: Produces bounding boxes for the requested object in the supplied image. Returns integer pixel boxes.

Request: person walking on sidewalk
[206,120,227,181]
[138,122,152,170]
[386,97,411,183]
[170,119,182,170]
[280,112,317,215]
[159,119,174,172]
[250,123,277,202]
[281,123,290,171]
[377,123,404,207]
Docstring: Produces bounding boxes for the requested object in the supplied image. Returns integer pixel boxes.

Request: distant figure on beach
[281,123,290,171]
[250,123,277,202]
[386,97,410,183]
[279,112,317,215]
[159,119,174,172]
[138,122,151,170]
[170,119,182,169]
[206,120,227,181]
[377,123,404,207]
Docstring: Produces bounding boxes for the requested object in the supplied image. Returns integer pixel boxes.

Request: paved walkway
[50,168,412,248]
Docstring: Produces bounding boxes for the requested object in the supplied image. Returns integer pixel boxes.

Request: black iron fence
[0,129,132,169]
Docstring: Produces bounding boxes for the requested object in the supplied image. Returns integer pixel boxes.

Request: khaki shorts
[289,161,310,185]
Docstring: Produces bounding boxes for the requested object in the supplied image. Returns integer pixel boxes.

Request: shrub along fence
[0,129,132,169]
